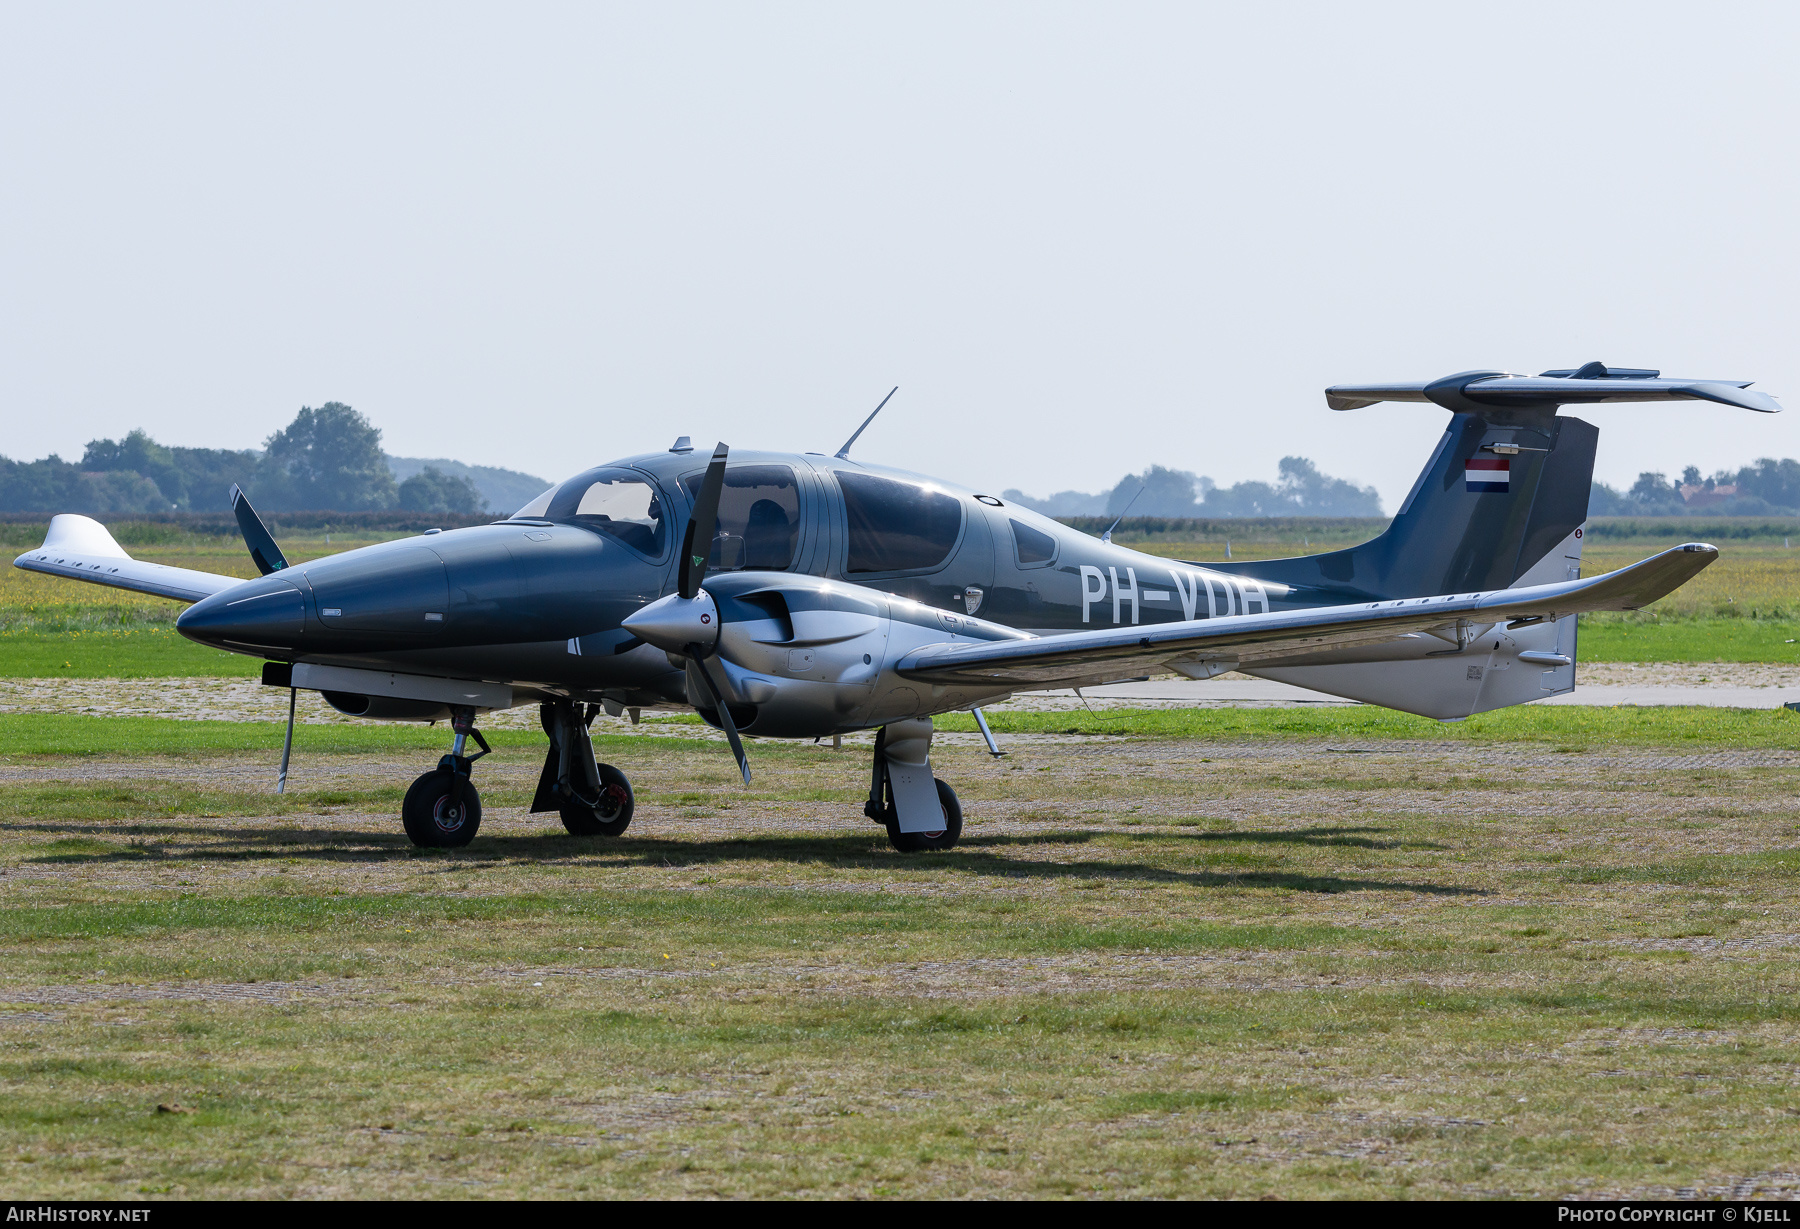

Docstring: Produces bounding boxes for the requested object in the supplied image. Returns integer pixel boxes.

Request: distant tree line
[0,403,485,515]
[1006,458,1385,519]
[1589,460,1800,516]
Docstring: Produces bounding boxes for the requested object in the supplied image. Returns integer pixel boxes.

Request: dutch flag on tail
[1465,457,1509,493]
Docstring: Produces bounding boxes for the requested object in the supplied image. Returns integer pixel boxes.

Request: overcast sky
[3,2,1797,509]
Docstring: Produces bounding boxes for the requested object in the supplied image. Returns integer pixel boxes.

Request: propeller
[230,484,289,576]
[679,442,729,599]
[627,442,752,784]
[690,655,751,786]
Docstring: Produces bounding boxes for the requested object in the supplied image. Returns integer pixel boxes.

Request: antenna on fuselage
[835,386,899,460]
[1100,484,1146,544]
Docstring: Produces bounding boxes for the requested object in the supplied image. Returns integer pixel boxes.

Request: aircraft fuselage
[174,447,1347,710]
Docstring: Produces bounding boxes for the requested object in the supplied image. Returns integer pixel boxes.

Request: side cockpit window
[838,471,963,573]
[678,464,802,572]
[545,469,668,557]
[1010,518,1057,566]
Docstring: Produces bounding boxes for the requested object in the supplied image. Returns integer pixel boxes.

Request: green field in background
[4,705,1798,758]
[0,629,262,678]
[1578,619,1800,663]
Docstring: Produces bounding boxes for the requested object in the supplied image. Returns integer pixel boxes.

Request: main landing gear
[402,706,490,848]
[865,717,962,852]
[533,701,635,837]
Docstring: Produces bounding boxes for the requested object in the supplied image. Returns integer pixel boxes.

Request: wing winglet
[12,514,244,604]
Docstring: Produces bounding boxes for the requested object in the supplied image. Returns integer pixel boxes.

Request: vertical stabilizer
[1219,409,1597,600]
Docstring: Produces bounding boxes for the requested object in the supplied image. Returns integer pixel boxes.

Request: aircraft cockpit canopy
[516,468,669,557]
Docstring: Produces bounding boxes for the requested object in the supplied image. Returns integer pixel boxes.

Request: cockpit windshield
[511,486,556,518]
[535,468,668,557]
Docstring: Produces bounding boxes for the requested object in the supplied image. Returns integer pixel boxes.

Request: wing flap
[12,515,243,604]
[896,544,1715,689]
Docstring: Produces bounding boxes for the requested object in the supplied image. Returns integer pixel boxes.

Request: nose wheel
[402,707,490,848]
[402,767,483,846]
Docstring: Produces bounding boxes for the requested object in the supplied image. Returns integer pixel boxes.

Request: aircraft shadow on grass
[9,820,1483,896]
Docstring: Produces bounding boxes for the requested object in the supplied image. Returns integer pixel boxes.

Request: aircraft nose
[176,574,307,651]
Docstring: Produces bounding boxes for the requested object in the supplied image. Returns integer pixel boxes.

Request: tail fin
[1222,363,1776,600]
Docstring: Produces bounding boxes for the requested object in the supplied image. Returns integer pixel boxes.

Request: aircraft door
[977,502,1071,632]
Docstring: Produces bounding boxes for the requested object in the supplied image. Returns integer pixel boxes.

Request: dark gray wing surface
[896,544,1716,689]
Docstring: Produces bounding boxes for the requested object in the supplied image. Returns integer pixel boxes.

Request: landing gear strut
[865,718,962,852]
[534,701,635,836]
[402,706,490,847]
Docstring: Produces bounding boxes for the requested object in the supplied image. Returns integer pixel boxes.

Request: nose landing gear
[402,706,490,847]
[534,701,635,836]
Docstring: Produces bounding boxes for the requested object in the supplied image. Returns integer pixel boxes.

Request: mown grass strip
[938,704,1800,747]
[0,889,1354,957]
[0,629,261,678]
[0,713,551,755]
[1578,618,1800,663]
[5,705,1798,756]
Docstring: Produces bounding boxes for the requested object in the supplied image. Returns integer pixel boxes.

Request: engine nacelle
[319,691,458,722]
[624,571,1030,739]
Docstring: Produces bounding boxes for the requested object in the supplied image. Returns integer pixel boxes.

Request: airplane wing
[12,514,244,603]
[895,543,1716,690]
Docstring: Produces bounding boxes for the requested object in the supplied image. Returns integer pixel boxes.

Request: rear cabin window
[1010,518,1057,565]
[838,472,963,573]
[678,465,802,571]
[547,469,669,557]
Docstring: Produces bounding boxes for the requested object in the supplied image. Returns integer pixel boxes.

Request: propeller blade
[679,443,729,599]
[690,654,752,785]
[230,484,289,576]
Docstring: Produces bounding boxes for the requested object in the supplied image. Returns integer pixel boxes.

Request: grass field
[4,704,1799,757]
[2,716,1798,1198]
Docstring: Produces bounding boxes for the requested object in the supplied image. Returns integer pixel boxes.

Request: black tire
[401,769,482,848]
[884,777,962,852]
[559,762,634,836]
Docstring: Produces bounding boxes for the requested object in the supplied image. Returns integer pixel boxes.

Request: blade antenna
[1100,484,1147,544]
[691,658,752,784]
[679,443,729,599]
[835,386,898,460]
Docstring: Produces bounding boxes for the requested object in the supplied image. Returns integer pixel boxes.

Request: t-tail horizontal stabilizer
[1326,364,1782,414]
[11,516,242,604]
